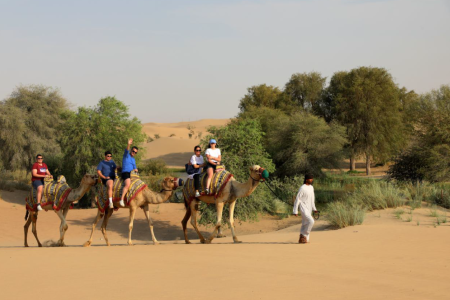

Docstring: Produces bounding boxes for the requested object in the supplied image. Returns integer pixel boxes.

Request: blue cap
[209,139,217,144]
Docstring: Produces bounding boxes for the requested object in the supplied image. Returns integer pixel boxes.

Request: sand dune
[142,118,229,166]
[1,188,449,300]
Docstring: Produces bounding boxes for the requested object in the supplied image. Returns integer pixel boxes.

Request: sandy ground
[142,119,229,167]
[1,189,449,300]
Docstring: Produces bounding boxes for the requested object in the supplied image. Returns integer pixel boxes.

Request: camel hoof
[127,242,134,246]
[216,234,227,238]
[153,241,160,245]
[38,244,42,247]
[204,240,212,244]
[233,240,242,244]
[185,240,192,244]
[200,239,206,244]
[83,241,91,247]
[106,243,111,246]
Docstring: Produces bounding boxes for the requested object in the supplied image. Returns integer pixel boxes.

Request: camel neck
[232,176,259,198]
[140,188,173,205]
[66,181,92,203]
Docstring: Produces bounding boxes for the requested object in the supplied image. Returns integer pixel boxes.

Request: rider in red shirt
[31,154,52,211]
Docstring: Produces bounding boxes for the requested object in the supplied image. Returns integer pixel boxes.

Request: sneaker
[109,202,114,209]
[195,191,200,197]
[37,204,43,211]
[119,200,125,207]
[205,188,210,195]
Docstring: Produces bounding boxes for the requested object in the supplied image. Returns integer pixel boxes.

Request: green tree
[60,96,146,184]
[197,119,276,225]
[332,67,405,174]
[283,72,326,113]
[0,85,70,173]
[266,112,347,177]
[238,84,284,113]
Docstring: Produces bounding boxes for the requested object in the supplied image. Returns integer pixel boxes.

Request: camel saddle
[183,169,233,204]
[25,176,72,212]
[94,173,147,212]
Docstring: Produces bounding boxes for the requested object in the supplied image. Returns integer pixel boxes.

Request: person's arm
[97,169,108,179]
[32,168,48,178]
[311,188,317,212]
[293,189,302,216]
[46,169,52,178]
[127,138,133,151]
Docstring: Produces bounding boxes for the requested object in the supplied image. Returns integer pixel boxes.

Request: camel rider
[119,138,138,207]
[97,151,117,209]
[189,145,206,197]
[205,139,221,195]
[31,154,52,211]
[293,174,317,244]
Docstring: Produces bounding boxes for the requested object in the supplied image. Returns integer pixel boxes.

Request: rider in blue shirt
[119,138,138,207]
[97,151,117,209]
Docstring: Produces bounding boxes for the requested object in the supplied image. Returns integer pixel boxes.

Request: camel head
[161,176,184,191]
[249,165,269,182]
[81,174,98,186]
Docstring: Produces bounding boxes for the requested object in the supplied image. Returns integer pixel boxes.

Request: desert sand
[142,119,229,167]
[1,119,449,299]
[1,188,449,300]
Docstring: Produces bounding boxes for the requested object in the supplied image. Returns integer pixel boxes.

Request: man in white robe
[293,174,317,243]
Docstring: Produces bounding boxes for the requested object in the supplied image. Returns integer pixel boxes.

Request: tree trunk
[365,154,371,176]
[350,156,356,171]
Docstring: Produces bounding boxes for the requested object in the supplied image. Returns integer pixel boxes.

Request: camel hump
[57,175,66,184]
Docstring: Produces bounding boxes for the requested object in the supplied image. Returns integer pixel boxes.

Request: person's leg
[36,185,43,204]
[300,210,314,242]
[120,178,131,207]
[205,168,213,193]
[194,174,200,196]
[106,179,114,208]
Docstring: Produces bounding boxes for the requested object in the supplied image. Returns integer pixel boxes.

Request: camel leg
[143,205,159,245]
[181,205,192,244]
[24,212,32,247]
[217,227,226,238]
[101,208,114,246]
[127,206,137,245]
[83,209,104,247]
[55,210,68,246]
[206,202,224,244]
[228,199,241,243]
[190,201,206,244]
[30,211,42,247]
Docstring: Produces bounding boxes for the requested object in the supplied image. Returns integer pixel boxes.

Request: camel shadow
[0,189,28,206]
[69,214,207,243]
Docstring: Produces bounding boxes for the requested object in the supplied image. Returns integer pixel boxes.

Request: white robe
[293,184,316,242]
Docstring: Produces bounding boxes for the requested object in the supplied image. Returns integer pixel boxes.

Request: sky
[1,0,449,123]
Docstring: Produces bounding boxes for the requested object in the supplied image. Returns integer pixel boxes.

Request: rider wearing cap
[293,174,317,243]
[119,138,138,207]
[204,139,221,195]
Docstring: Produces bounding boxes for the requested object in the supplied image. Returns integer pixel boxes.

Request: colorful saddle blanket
[183,169,233,204]
[25,176,72,212]
[94,174,147,212]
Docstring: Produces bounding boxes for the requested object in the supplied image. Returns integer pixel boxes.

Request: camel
[24,174,97,247]
[83,176,183,247]
[182,165,268,244]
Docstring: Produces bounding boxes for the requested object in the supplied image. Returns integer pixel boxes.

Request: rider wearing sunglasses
[119,138,138,207]
[97,151,117,209]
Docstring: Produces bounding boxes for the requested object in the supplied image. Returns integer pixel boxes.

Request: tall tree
[333,67,405,175]
[283,72,326,113]
[0,85,70,172]
[266,112,347,177]
[238,84,284,113]
[59,96,146,184]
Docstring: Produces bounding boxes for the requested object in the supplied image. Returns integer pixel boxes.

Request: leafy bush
[326,200,366,228]
[139,159,168,176]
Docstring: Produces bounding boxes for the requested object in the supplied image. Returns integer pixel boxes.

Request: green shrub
[139,159,168,176]
[326,200,366,228]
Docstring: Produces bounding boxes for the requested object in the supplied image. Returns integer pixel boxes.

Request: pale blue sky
[1,0,449,122]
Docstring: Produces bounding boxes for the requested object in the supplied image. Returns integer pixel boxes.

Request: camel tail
[25,209,29,221]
